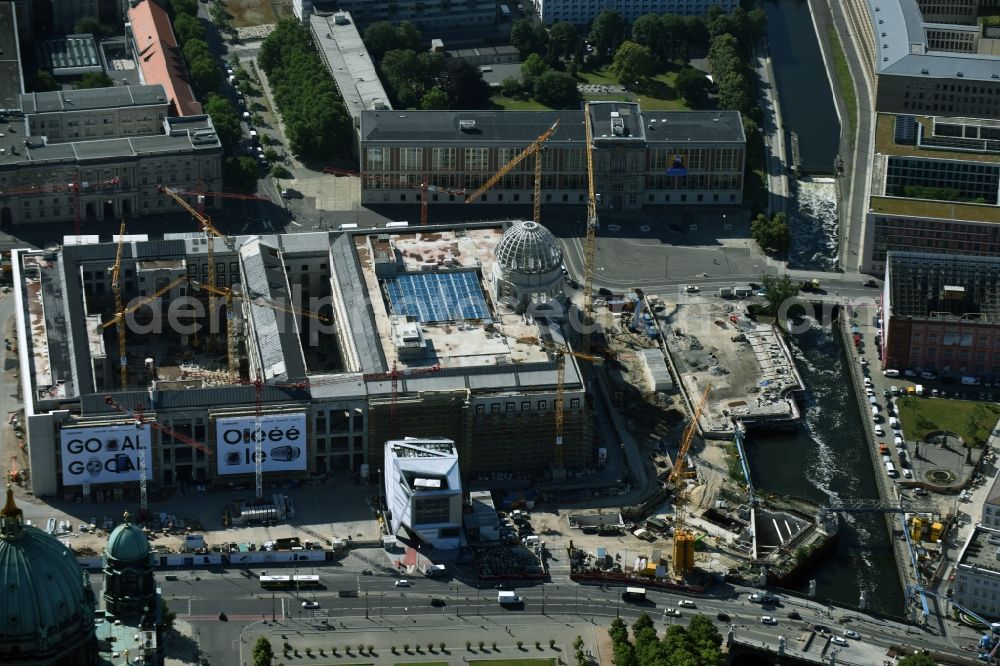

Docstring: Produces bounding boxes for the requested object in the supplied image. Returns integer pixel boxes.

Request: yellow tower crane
[581,102,600,356]
[110,220,127,389]
[158,185,233,339]
[100,275,189,334]
[670,383,712,576]
[517,336,604,469]
[189,280,239,383]
[465,121,559,224]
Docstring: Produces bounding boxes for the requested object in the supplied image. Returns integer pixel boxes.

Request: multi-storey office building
[861,112,1000,272]
[954,524,1000,619]
[359,103,745,212]
[14,223,591,498]
[882,251,1000,376]
[20,85,170,141]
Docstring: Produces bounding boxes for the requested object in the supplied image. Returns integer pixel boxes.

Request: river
[745,321,906,614]
[762,0,841,172]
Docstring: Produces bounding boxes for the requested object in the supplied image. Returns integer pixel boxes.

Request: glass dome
[494,220,563,276]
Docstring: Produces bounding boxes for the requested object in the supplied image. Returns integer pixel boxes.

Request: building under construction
[882,251,1000,376]
[14,221,591,499]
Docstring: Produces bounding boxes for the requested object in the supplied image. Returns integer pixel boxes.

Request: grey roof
[20,85,169,114]
[588,102,645,142]
[360,107,745,146]
[310,12,391,122]
[82,384,312,415]
[0,116,220,167]
[361,110,586,145]
[329,234,386,373]
[868,0,1000,81]
[241,238,306,382]
[0,2,23,113]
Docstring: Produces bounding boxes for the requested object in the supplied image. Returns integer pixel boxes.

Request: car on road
[361,569,373,575]
[678,600,695,608]
[717,612,730,622]
[685,285,699,293]
[843,630,861,640]
[864,279,879,287]
[665,608,681,616]
[394,579,411,587]
[814,625,831,634]
[430,598,446,607]
[301,601,319,609]
[830,636,849,646]
[787,610,801,620]
[566,278,580,289]
[748,593,762,603]
[761,616,777,625]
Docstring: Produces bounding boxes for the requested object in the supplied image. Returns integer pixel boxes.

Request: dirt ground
[224,0,277,28]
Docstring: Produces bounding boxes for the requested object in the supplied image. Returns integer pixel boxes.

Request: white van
[498,591,521,605]
[884,369,901,377]
[889,417,899,430]
[337,223,358,231]
[885,461,898,478]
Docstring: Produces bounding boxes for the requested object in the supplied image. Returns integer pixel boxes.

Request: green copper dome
[105,512,150,564]
[0,486,94,655]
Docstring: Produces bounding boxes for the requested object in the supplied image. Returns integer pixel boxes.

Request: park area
[897,397,1000,447]
[222,0,277,27]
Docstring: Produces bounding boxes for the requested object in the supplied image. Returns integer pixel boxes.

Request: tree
[761,273,801,318]
[611,41,655,89]
[158,598,176,632]
[271,164,292,179]
[521,52,549,88]
[396,21,422,52]
[34,69,60,92]
[182,39,222,96]
[533,70,578,108]
[511,19,545,58]
[75,16,117,37]
[224,156,260,193]
[751,212,791,255]
[173,12,205,45]
[631,14,666,62]
[169,0,199,16]
[252,636,275,666]
[264,148,279,162]
[500,76,523,98]
[897,654,936,666]
[380,50,443,108]
[76,72,115,89]
[420,86,448,110]
[683,15,710,56]
[675,67,710,105]
[549,21,580,61]
[440,58,490,109]
[204,93,242,153]
[588,10,626,60]
[363,21,399,60]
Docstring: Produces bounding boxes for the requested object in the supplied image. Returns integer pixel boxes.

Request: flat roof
[958,524,1000,576]
[866,0,1000,81]
[20,85,168,114]
[360,107,744,146]
[310,12,391,122]
[874,113,1000,164]
[869,195,1000,223]
[0,2,24,113]
[887,251,1000,320]
[42,34,101,71]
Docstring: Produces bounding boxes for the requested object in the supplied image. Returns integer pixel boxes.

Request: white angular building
[383,438,463,550]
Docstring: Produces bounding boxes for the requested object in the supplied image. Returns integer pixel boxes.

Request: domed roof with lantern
[495,220,563,275]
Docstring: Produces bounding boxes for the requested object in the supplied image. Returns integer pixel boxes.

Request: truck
[423,563,447,577]
[718,286,733,298]
[734,287,752,299]
[801,279,821,292]
[498,590,522,605]
[622,587,646,603]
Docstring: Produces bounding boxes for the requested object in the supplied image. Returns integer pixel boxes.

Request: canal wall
[837,307,915,603]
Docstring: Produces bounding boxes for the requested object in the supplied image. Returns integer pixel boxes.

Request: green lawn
[395,662,448,666]
[577,66,619,86]
[897,396,1000,447]
[826,23,857,143]
[490,96,552,110]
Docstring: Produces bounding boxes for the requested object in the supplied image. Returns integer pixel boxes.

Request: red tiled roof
[128,0,203,116]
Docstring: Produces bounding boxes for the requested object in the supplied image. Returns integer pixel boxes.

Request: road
[155,565,978,664]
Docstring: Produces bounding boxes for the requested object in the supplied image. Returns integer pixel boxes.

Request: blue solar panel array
[386,272,492,323]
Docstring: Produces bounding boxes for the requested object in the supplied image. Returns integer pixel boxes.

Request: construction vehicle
[105,396,213,511]
[800,279,821,292]
[517,336,603,469]
[465,121,559,225]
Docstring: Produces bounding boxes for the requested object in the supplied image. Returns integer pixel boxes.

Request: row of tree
[609,613,724,666]
[362,21,491,110]
[259,20,353,159]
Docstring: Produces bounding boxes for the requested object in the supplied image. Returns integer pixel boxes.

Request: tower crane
[671,384,711,483]
[581,102,600,355]
[104,396,213,512]
[465,121,559,225]
[110,220,128,389]
[670,383,711,576]
[158,185,233,336]
[0,176,120,239]
[100,275,188,332]
[189,280,239,382]
[247,293,330,323]
[516,336,604,469]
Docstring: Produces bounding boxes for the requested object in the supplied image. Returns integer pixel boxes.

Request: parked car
[394,579,411,587]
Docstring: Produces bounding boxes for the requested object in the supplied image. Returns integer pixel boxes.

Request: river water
[745,321,906,614]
